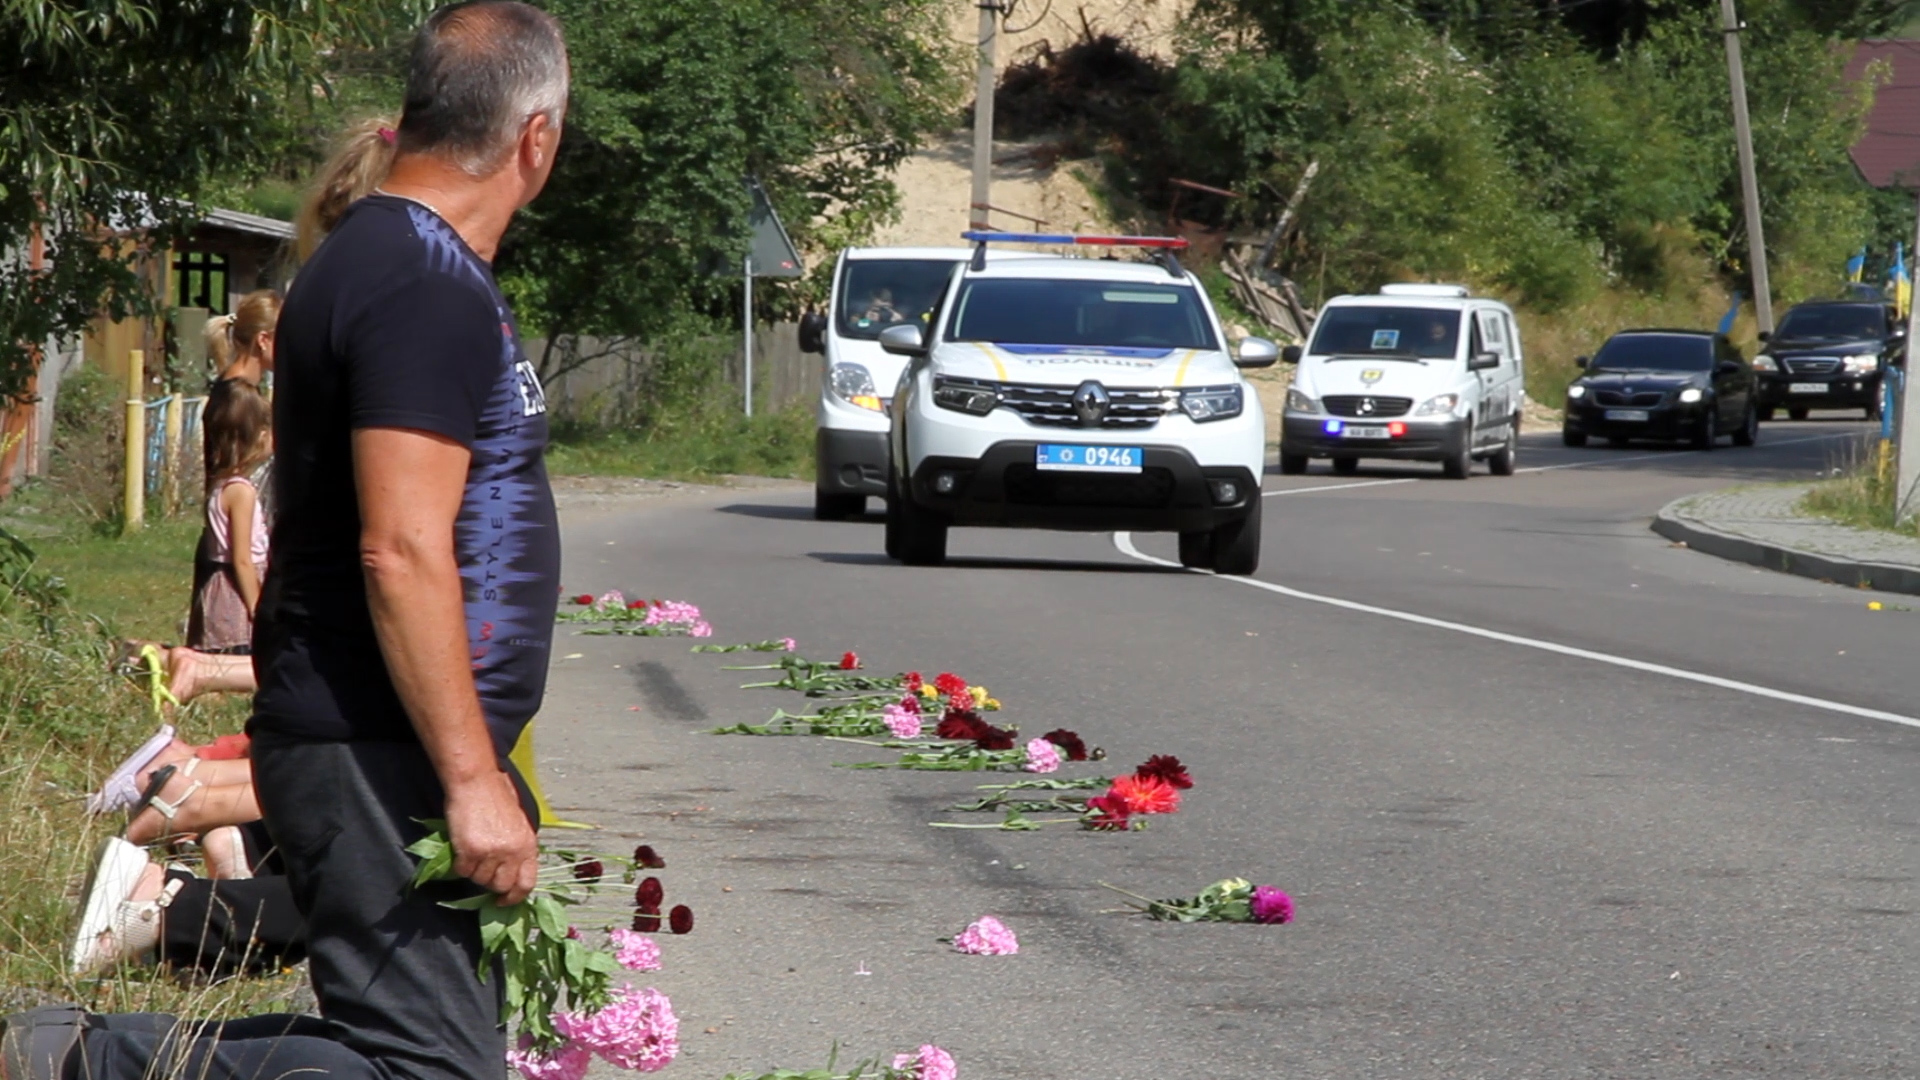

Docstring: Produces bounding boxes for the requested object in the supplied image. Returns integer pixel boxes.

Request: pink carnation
[690,621,713,638]
[608,927,662,971]
[596,590,627,609]
[506,1035,590,1080]
[891,1044,957,1080]
[952,914,1018,956]
[1022,737,1061,774]
[780,637,797,651]
[883,702,923,739]
[553,984,678,1072]
[1250,885,1294,925]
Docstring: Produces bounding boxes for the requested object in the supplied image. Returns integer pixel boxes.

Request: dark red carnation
[1135,754,1193,790]
[1084,793,1132,831]
[627,599,647,610]
[899,693,920,715]
[904,671,924,693]
[933,672,968,698]
[1040,728,1088,762]
[632,910,661,932]
[572,859,604,883]
[974,725,1016,751]
[840,651,860,670]
[635,876,664,909]
[633,844,665,869]
[573,594,594,605]
[936,709,1015,750]
[668,904,694,935]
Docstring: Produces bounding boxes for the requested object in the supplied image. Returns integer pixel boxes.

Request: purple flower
[883,702,923,739]
[1250,885,1294,924]
[609,927,662,971]
[506,1035,590,1080]
[553,984,679,1072]
[890,1044,957,1080]
[1022,737,1061,774]
[953,914,1019,956]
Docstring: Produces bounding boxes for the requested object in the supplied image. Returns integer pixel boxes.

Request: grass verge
[547,401,814,481]
[1799,438,1918,538]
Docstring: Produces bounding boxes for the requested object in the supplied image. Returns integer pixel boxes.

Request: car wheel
[1691,406,1717,451]
[1210,497,1262,576]
[1561,428,1587,448]
[1278,452,1308,475]
[1177,530,1214,570]
[1732,402,1758,447]
[813,491,865,520]
[1759,406,1776,422]
[885,493,947,565]
[1441,421,1473,479]
[1788,407,1808,421]
[1331,456,1359,475]
[1489,416,1518,476]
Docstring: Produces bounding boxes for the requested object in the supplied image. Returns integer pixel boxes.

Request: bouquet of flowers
[929,753,1192,831]
[715,669,999,738]
[558,591,711,638]
[729,652,903,696]
[1099,877,1295,924]
[406,826,681,1077]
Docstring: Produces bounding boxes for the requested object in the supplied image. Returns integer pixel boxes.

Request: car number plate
[1789,382,1827,394]
[1341,425,1390,439]
[1035,444,1142,472]
[1603,409,1650,422]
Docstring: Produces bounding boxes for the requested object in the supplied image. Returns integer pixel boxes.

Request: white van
[1278,284,1525,479]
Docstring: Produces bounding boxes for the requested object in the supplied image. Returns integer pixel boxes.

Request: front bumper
[905,442,1259,532]
[816,427,890,496]
[1280,414,1468,460]
[1756,372,1879,409]
[1563,401,1709,441]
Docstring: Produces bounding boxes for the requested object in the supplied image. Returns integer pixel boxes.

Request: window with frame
[172,251,230,314]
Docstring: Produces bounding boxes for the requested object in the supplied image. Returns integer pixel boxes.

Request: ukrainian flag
[1893,244,1912,319]
[1847,245,1867,284]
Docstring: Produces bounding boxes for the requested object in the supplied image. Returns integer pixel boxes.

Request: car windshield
[1590,334,1712,373]
[836,259,961,341]
[1309,306,1460,360]
[1775,305,1885,341]
[946,278,1217,350]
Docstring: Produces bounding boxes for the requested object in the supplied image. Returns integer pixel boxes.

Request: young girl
[188,384,272,652]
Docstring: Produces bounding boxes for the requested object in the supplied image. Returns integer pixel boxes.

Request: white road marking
[1263,430,1858,496]
[1110,531,1920,731]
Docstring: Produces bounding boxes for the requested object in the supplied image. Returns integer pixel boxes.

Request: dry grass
[1514,285,1742,409]
[1800,435,1915,538]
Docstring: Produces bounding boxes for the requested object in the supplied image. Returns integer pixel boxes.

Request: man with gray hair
[2,6,570,1080]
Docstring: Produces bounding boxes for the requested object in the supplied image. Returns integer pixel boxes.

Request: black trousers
[76,740,527,1080]
[160,822,305,975]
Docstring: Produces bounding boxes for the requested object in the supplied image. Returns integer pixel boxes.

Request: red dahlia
[1134,754,1193,790]
[1040,728,1089,762]
[635,876,664,909]
[904,671,924,693]
[573,594,594,605]
[1109,774,1181,815]
[933,672,968,698]
[840,651,860,670]
[668,904,694,935]
[1084,793,1132,830]
[633,844,665,869]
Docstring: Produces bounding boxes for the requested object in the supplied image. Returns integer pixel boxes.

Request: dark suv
[1561,329,1757,449]
[1754,301,1903,420]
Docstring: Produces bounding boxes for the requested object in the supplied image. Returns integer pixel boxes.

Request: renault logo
[1072,381,1110,426]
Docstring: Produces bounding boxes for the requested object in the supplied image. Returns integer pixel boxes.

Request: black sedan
[1754,301,1902,420]
[1561,329,1758,449]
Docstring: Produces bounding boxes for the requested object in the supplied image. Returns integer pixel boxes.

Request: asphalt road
[538,415,1920,1080]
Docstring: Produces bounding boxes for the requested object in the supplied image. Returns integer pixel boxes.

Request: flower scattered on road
[1251,885,1295,924]
[1134,754,1193,790]
[840,651,861,669]
[1039,728,1089,761]
[608,928,662,971]
[891,1044,957,1080]
[632,844,664,869]
[883,701,923,739]
[668,904,694,935]
[1023,738,1061,774]
[953,915,1019,955]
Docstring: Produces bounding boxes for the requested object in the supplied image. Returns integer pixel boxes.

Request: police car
[880,233,1277,574]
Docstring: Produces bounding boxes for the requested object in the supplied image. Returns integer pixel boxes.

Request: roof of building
[1846,39,1920,189]
[198,207,295,241]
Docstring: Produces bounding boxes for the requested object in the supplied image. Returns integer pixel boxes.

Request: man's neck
[379,154,520,263]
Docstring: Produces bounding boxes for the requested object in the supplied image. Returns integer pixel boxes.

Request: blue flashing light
[961,230,1189,250]
[1323,419,1343,434]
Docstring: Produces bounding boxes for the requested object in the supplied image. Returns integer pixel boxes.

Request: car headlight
[1285,388,1319,414]
[1752,355,1777,372]
[1678,387,1704,404]
[1844,355,1878,373]
[1180,385,1243,422]
[1566,384,1587,400]
[1413,393,1460,416]
[830,362,885,411]
[931,376,999,416]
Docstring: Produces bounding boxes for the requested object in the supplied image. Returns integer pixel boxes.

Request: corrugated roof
[199,207,295,241]
[1847,39,1920,189]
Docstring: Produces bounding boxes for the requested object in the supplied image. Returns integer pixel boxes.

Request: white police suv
[878,233,1277,574]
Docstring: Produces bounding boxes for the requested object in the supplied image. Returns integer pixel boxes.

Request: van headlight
[1413,393,1460,416]
[1678,387,1704,404]
[932,376,999,416]
[1285,388,1319,414]
[829,363,885,412]
[1179,385,1243,422]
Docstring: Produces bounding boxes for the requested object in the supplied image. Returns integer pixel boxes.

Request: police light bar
[961,231,1189,277]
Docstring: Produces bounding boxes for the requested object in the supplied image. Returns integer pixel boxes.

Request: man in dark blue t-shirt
[23,9,573,1080]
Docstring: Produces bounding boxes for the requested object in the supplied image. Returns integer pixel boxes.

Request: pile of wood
[1221,245,1315,345]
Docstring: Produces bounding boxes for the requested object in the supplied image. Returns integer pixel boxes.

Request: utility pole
[1897,191,1920,522]
[969,2,1001,230]
[1720,0,1774,334]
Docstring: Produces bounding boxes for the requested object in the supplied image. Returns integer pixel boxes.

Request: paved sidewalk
[1653,483,1920,594]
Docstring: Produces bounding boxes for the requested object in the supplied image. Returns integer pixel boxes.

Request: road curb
[1652,498,1920,596]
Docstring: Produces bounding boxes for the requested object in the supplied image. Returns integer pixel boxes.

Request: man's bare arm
[354,426,537,904]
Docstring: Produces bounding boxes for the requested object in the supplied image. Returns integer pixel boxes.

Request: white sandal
[129,759,204,838]
[69,838,152,975]
[70,873,182,976]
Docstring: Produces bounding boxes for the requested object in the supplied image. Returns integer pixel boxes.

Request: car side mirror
[1756,330,1770,343]
[798,311,827,354]
[1468,351,1500,371]
[1891,325,1908,341]
[1234,337,1279,369]
[1281,344,1303,365]
[1573,355,1588,369]
[878,323,926,357]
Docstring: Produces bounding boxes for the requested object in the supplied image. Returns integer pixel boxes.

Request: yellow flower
[984,697,1002,711]
[969,685,989,707]
[1869,601,1884,611]
[918,684,937,699]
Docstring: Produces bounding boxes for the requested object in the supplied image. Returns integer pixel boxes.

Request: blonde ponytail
[204,313,237,369]
[294,116,399,263]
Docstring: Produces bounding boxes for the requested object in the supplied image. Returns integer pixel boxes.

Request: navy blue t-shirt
[252,195,560,759]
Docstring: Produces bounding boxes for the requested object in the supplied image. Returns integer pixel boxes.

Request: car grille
[1593,390,1666,407]
[1003,464,1176,508]
[1784,357,1841,375]
[1322,395,1413,418]
[995,381,1174,429]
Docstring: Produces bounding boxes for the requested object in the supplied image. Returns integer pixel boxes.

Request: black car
[1754,300,1902,420]
[1561,329,1757,449]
